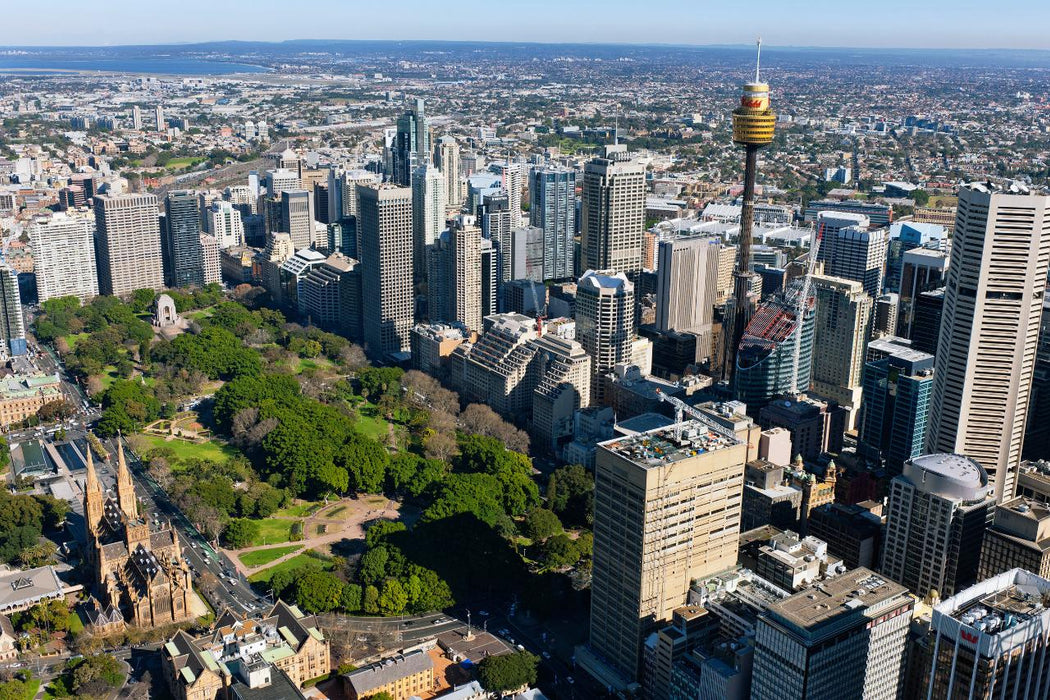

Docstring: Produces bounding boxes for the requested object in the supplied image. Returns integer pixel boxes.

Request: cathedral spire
[84,441,103,537]
[115,434,138,521]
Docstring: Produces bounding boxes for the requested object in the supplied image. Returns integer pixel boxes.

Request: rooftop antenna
[755,37,763,83]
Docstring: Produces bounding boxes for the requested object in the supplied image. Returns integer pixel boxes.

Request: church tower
[84,445,103,537]
[115,438,139,522]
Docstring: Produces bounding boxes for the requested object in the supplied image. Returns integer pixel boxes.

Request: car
[432,619,443,626]
[542,652,551,660]
[478,610,489,616]
[567,677,575,684]
[403,620,415,627]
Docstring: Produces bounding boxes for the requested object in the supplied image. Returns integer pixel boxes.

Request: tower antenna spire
[755,37,762,83]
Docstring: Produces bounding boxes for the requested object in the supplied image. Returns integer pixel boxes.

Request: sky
[2,0,1049,50]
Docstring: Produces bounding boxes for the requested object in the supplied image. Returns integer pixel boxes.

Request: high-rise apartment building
[393,98,429,186]
[580,146,646,278]
[204,201,245,249]
[478,192,513,284]
[358,184,414,359]
[881,453,993,598]
[529,167,576,280]
[29,212,99,303]
[896,247,948,340]
[490,161,523,229]
[531,335,592,455]
[587,421,748,684]
[858,339,934,473]
[130,105,141,131]
[912,568,1050,700]
[94,193,164,296]
[655,236,719,362]
[576,270,635,405]
[154,104,165,131]
[200,234,221,285]
[279,190,314,250]
[811,275,872,429]
[927,183,1050,503]
[411,164,446,284]
[0,262,24,357]
[435,135,463,210]
[162,190,203,288]
[821,225,888,299]
[450,216,482,332]
[751,568,912,700]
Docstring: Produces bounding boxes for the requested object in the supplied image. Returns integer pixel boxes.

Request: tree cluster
[0,490,69,565]
[477,651,539,693]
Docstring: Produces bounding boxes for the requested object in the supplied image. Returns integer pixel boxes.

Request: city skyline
[2,0,1050,50]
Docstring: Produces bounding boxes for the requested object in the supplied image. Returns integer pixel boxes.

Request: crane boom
[654,389,741,444]
[789,222,823,394]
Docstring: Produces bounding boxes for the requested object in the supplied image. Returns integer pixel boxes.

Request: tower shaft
[726,145,760,382]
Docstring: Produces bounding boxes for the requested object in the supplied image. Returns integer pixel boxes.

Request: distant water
[0,56,268,75]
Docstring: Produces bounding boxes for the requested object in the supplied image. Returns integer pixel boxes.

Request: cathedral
[83,439,195,629]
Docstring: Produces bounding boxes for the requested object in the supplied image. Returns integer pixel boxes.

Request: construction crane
[527,279,546,332]
[654,389,741,444]
[789,221,823,395]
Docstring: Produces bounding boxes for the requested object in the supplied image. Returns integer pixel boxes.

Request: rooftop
[768,567,908,632]
[599,419,740,468]
[344,650,433,695]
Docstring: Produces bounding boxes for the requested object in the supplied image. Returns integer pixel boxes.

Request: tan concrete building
[580,145,646,277]
[162,602,330,700]
[94,193,164,296]
[927,183,1050,502]
[359,183,414,359]
[343,649,435,700]
[811,275,872,430]
[587,419,748,684]
[0,373,62,427]
[979,496,1050,580]
[577,270,635,405]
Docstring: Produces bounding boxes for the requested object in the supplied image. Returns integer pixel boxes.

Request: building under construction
[735,283,815,415]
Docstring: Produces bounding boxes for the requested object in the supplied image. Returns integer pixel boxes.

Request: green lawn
[138,434,238,463]
[238,545,302,568]
[273,501,321,518]
[67,610,84,634]
[248,550,333,584]
[99,366,120,390]
[354,409,389,441]
[250,519,296,546]
[63,333,89,349]
[23,679,40,699]
[167,156,204,169]
[325,505,347,519]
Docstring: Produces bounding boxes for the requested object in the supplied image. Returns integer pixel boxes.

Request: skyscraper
[530,167,576,281]
[29,212,99,303]
[586,421,748,685]
[131,105,141,131]
[490,161,523,229]
[358,184,414,359]
[450,216,482,332]
[927,183,1050,503]
[94,193,164,296]
[478,192,513,284]
[896,247,948,339]
[810,275,872,429]
[163,191,204,288]
[576,270,635,405]
[154,104,165,131]
[204,201,245,249]
[0,262,25,357]
[858,339,934,473]
[280,189,315,250]
[579,146,646,278]
[435,135,464,210]
[881,453,993,598]
[821,226,888,299]
[393,98,429,186]
[655,236,719,362]
[411,164,446,284]
[752,568,912,700]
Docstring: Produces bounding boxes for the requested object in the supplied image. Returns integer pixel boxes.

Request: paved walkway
[225,497,400,577]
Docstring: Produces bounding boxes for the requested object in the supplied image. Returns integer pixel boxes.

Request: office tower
[510,226,544,284]
[0,262,24,356]
[131,105,141,131]
[909,287,944,356]
[735,284,815,415]
[576,270,635,405]
[531,335,592,454]
[435,135,464,209]
[154,105,165,131]
[810,275,871,429]
[805,200,892,227]
[820,226,888,299]
[313,182,330,224]
[872,292,898,337]
[586,421,748,684]
[751,568,912,700]
[928,183,1050,503]
[200,234,220,285]
[224,185,256,216]
[759,394,845,461]
[393,98,429,186]
[490,161,524,229]
[715,243,735,303]
[914,569,1050,700]
[29,213,99,302]
[530,167,576,280]
[426,233,451,323]
[161,191,203,288]
[479,239,498,319]
[881,453,993,598]
[978,497,1050,580]
[467,172,502,215]
[204,201,244,249]
[358,184,413,359]
[478,192,513,284]
[411,164,446,284]
[450,216,482,332]
[279,190,314,250]
[655,236,719,362]
[297,253,361,341]
[94,193,164,296]
[327,169,378,223]
[264,169,300,198]
[726,42,776,385]
[807,501,884,570]
[858,341,934,473]
[580,146,646,278]
[896,247,948,339]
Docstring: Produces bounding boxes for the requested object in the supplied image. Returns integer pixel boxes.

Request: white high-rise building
[359,184,414,359]
[580,146,646,278]
[200,234,221,285]
[811,274,872,429]
[655,235,719,361]
[327,168,378,222]
[264,169,301,198]
[154,105,165,131]
[131,105,142,131]
[29,212,99,302]
[204,201,245,249]
[927,182,1050,503]
[435,136,464,210]
[490,161,524,229]
[412,164,446,284]
[450,216,482,332]
[94,193,164,296]
[577,270,635,405]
